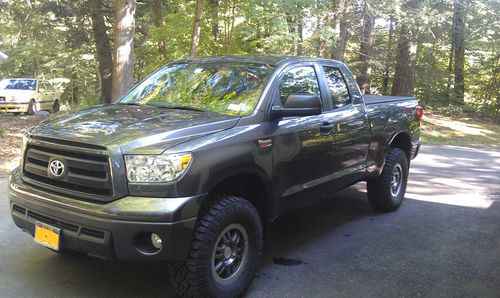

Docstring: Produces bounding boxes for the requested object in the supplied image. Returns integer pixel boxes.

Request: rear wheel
[367,148,409,212]
[169,195,263,297]
[26,99,37,116]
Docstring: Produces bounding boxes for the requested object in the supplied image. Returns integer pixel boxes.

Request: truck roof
[180,55,344,67]
[1,78,36,80]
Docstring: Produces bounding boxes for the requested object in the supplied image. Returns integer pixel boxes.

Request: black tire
[26,100,36,116]
[52,100,60,113]
[169,195,263,298]
[367,148,409,212]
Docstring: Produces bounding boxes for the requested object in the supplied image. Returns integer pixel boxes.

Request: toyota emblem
[49,159,65,178]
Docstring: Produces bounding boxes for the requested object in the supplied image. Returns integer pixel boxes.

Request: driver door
[270,64,337,213]
[37,81,50,110]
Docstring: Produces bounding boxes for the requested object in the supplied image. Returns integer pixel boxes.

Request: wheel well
[208,174,268,222]
[390,132,412,161]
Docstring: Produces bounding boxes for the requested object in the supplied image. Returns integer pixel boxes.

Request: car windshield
[119,62,274,116]
[0,79,36,90]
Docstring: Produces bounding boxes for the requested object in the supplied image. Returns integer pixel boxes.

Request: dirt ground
[0,113,49,175]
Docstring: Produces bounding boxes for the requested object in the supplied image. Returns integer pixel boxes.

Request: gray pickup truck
[9,55,422,297]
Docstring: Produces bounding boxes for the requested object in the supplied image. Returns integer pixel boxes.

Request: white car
[0,78,61,115]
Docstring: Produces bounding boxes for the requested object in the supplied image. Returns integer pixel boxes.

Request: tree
[190,0,204,57]
[452,0,466,103]
[111,0,137,101]
[88,0,113,103]
[391,0,421,96]
[0,0,498,120]
[382,16,395,94]
[331,0,354,61]
[152,0,167,60]
[209,0,220,51]
[358,0,374,88]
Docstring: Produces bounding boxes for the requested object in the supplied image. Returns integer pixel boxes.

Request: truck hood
[31,104,240,154]
[0,89,35,101]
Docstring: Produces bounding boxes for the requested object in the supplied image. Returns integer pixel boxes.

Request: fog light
[151,233,163,249]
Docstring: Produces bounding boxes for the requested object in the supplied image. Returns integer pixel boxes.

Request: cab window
[278,66,320,107]
[38,81,47,92]
[323,66,351,109]
[45,82,54,92]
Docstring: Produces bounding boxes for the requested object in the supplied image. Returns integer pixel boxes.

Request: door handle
[320,122,336,134]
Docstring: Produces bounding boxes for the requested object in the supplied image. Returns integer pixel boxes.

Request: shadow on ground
[0,145,499,297]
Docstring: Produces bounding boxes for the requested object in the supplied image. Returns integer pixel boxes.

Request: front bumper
[8,168,206,261]
[0,102,29,113]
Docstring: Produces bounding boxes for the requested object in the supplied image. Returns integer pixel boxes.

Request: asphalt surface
[1,145,499,297]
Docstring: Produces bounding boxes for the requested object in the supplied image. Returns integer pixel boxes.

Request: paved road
[1,145,499,297]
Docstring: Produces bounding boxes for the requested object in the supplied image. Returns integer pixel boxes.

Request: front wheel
[169,195,263,297]
[367,148,409,212]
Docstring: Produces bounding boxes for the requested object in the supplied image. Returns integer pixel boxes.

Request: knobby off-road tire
[367,148,409,212]
[169,195,263,298]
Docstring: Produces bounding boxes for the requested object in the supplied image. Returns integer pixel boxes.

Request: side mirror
[271,94,322,119]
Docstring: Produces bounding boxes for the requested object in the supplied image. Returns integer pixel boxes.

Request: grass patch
[0,125,7,137]
[421,112,500,146]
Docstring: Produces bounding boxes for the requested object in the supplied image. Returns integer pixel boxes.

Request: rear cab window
[322,66,351,109]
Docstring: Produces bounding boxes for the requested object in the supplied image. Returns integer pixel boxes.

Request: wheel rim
[390,163,403,196]
[211,223,249,286]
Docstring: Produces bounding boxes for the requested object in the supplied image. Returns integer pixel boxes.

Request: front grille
[22,142,113,199]
[12,204,106,241]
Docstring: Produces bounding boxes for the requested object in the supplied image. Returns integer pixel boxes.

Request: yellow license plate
[34,221,60,251]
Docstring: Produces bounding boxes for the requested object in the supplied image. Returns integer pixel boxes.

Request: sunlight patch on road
[407,191,494,209]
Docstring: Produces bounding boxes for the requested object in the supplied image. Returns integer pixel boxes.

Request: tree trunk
[382,17,394,94]
[209,0,219,44]
[190,0,204,57]
[71,67,79,104]
[297,18,304,56]
[285,12,298,55]
[332,19,350,61]
[452,0,466,103]
[152,0,167,61]
[391,24,414,96]
[391,0,421,96]
[358,0,374,88]
[331,0,353,61]
[111,0,136,101]
[88,0,113,103]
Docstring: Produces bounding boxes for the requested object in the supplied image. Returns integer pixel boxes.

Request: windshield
[119,62,274,116]
[0,79,36,90]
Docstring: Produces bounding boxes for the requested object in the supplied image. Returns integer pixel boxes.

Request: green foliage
[0,0,498,120]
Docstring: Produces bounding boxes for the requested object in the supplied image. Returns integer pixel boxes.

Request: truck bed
[364,94,416,105]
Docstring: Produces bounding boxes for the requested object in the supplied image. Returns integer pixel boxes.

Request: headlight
[125,153,192,183]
